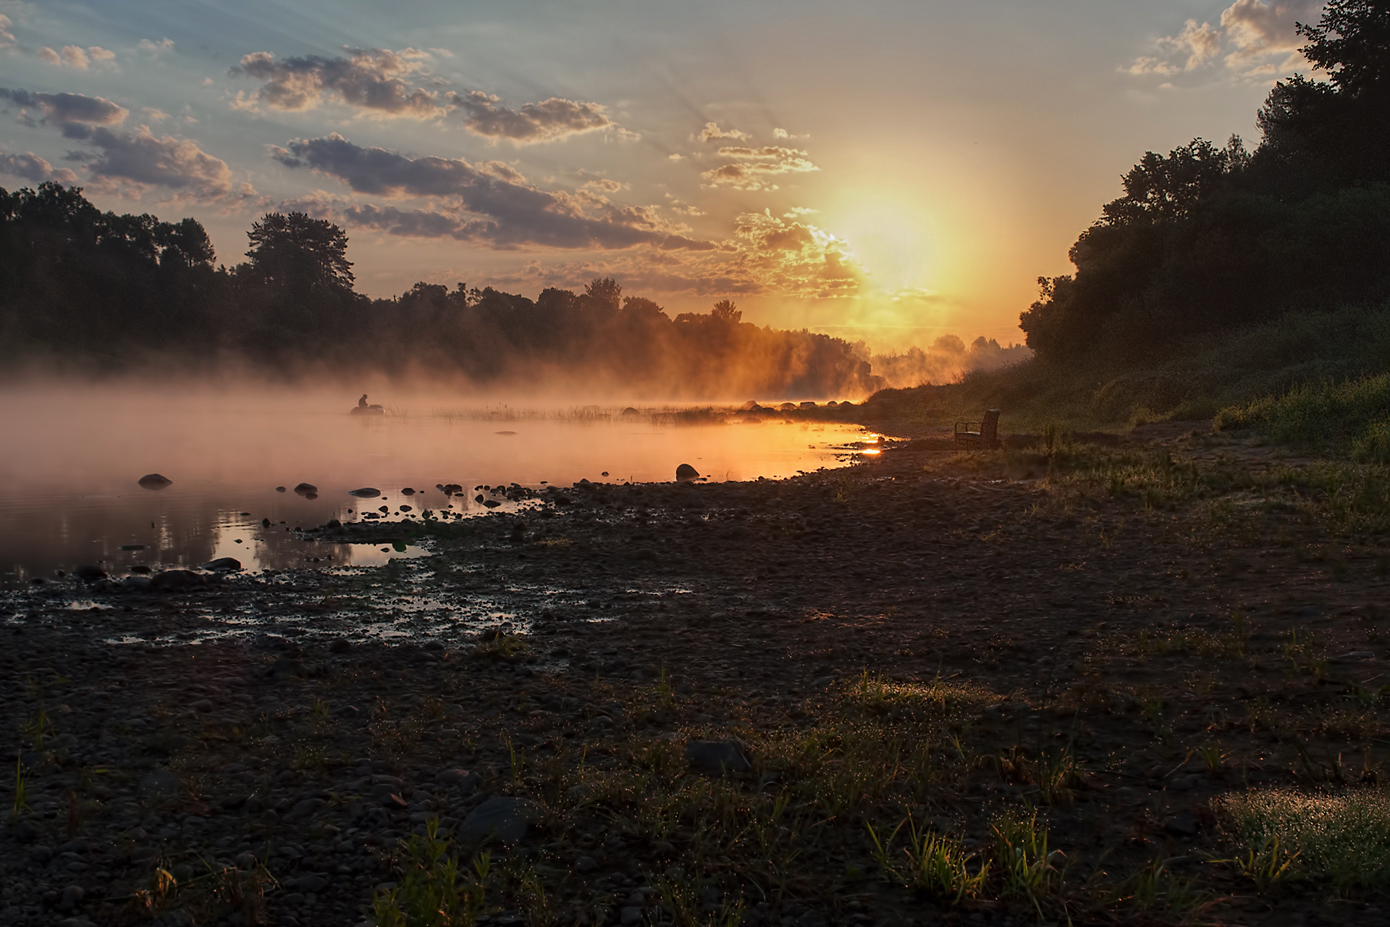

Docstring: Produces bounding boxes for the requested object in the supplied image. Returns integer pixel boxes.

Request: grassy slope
[862,300,1390,438]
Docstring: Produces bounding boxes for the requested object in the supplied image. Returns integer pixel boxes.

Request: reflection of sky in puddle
[81,568,699,647]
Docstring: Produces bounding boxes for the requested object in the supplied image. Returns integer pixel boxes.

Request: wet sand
[3,424,1388,926]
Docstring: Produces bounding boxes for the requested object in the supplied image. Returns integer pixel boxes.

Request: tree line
[0,189,880,397]
[1020,0,1390,362]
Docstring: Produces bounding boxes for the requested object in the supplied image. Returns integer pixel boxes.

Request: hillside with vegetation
[870,0,1390,447]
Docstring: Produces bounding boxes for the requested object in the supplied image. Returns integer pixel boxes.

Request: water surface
[1,385,873,585]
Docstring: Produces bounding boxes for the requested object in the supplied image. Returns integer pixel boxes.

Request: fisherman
[358,393,368,409]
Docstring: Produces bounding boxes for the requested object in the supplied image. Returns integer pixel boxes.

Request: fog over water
[0,382,873,585]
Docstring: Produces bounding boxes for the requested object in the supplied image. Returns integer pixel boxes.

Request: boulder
[435,768,482,794]
[73,565,107,583]
[675,463,700,482]
[202,557,242,572]
[459,796,539,844]
[348,487,381,498]
[137,474,172,489]
[686,739,752,773]
[293,482,317,496]
[150,570,204,593]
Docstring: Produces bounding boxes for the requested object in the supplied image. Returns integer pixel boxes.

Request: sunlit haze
[0,0,1323,349]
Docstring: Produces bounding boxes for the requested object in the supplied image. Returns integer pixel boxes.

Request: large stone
[686,739,752,773]
[73,565,107,583]
[150,570,204,592]
[202,557,242,572]
[459,797,539,844]
[293,483,318,496]
[436,768,482,794]
[675,463,700,482]
[137,474,173,489]
[349,487,382,498]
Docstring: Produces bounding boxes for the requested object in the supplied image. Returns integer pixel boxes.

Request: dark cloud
[0,88,129,126]
[232,48,444,118]
[82,126,249,201]
[451,91,617,143]
[0,151,80,184]
[272,134,714,251]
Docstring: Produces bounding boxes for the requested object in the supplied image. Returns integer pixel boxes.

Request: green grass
[371,817,491,927]
[1215,373,1390,460]
[864,299,1390,434]
[1214,788,1390,891]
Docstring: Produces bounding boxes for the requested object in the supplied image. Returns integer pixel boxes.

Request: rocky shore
[4,427,1390,926]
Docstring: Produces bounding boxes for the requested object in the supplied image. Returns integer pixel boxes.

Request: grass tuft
[1215,788,1390,891]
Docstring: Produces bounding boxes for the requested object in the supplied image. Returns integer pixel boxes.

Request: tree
[710,299,742,324]
[1100,138,1246,226]
[1297,0,1390,96]
[158,217,216,269]
[244,212,354,292]
[583,277,621,312]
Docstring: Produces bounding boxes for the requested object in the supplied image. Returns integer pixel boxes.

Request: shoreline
[4,424,1389,926]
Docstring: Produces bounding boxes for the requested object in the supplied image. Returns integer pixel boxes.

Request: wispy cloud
[697,121,750,141]
[700,145,819,191]
[38,44,115,69]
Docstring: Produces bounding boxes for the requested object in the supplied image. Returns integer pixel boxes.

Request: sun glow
[824,194,938,294]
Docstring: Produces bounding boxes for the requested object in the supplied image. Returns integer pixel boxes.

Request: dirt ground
[4,422,1390,926]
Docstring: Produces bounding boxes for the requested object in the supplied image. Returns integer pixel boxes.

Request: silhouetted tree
[244,212,354,292]
[582,277,621,312]
[711,299,742,324]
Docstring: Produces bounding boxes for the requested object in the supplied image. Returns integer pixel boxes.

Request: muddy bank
[3,429,1390,926]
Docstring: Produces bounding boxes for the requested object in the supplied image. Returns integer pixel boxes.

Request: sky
[0,0,1326,351]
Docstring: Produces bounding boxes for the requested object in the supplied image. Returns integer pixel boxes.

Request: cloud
[271,133,715,251]
[475,206,866,300]
[0,14,14,47]
[0,88,129,129]
[1129,0,1320,79]
[452,91,619,143]
[0,151,80,184]
[1220,0,1321,64]
[581,178,627,193]
[139,38,174,54]
[38,45,115,69]
[81,125,251,201]
[700,145,819,191]
[231,47,445,118]
[697,121,750,141]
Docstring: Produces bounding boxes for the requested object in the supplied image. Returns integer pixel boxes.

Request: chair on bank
[954,409,1002,450]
